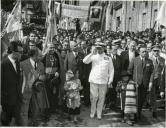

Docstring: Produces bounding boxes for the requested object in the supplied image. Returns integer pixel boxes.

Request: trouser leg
[97,84,107,117]
[137,86,147,118]
[150,79,158,113]
[90,83,98,116]
[1,104,12,126]
[20,96,31,126]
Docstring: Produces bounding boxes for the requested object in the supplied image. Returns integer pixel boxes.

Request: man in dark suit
[128,45,154,120]
[64,41,81,75]
[1,40,23,126]
[79,40,91,106]
[121,40,139,73]
[149,45,165,118]
[105,40,122,109]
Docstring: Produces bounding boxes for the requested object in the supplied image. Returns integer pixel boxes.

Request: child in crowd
[64,70,83,123]
[116,71,137,126]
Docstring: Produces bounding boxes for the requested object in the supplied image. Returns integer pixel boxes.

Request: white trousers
[90,83,107,117]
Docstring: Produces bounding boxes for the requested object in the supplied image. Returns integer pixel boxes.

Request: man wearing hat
[105,40,122,109]
[83,38,114,120]
[149,44,165,118]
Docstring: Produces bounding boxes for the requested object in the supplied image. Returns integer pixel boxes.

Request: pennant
[6,0,22,33]
[5,0,23,41]
[156,2,166,27]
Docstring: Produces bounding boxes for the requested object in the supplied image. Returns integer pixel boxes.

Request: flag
[156,2,166,27]
[6,0,23,41]
[43,0,58,55]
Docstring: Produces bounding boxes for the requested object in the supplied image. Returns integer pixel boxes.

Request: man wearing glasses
[1,40,23,126]
[149,45,165,118]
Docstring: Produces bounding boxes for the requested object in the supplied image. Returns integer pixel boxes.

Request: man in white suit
[83,38,114,120]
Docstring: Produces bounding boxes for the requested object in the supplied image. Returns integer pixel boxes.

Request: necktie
[15,60,20,73]
[34,62,37,70]
[142,58,144,67]
[156,58,158,65]
[112,55,116,65]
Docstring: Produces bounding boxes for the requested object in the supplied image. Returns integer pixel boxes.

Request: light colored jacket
[83,53,114,85]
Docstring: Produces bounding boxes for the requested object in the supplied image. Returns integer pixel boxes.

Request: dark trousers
[150,78,159,113]
[46,76,60,112]
[82,78,90,105]
[1,103,21,126]
[105,80,118,108]
[137,85,147,118]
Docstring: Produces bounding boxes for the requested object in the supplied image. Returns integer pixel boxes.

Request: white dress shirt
[129,50,135,62]
[30,58,37,69]
[8,55,17,72]
[83,53,114,85]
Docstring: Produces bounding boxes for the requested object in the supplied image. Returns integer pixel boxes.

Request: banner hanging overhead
[61,3,89,19]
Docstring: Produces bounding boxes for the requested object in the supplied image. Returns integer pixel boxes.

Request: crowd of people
[1,27,166,126]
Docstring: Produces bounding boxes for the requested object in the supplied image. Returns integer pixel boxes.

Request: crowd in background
[1,26,166,126]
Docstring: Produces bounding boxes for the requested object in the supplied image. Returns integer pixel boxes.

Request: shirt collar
[140,56,145,60]
[30,58,36,67]
[153,55,158,60]
[8,55,16,64]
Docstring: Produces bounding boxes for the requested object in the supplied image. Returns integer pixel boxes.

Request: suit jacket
[64,51,80,74]
[121,50,139,72]
[128,56,154,88]
[160,68,165,92]
[149,56,165,79]
[1,57,22,105]
[110,54,122,81]
[20,58,45,100]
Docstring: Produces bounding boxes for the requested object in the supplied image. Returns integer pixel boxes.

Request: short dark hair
[28,49,38,57]
[29,31,36,36]
[138,44,147,51]
[8,40,22,54]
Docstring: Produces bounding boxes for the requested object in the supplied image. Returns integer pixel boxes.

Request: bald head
[128,40,136,52]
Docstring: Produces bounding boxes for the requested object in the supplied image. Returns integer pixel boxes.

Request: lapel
[137,57,143,70]
[7,57,17,75]
[27,58,39,78]
[126,51,129,62]
[143,58,147,70]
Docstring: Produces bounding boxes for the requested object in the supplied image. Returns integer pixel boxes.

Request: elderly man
[42,43,61,114]
[121,40,139,73]
[83,38,114,120]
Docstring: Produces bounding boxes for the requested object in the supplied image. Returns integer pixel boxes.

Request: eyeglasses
[153,50,159,52]
[15,50,23,54]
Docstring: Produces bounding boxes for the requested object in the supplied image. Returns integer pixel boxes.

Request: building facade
[108,1,163,32]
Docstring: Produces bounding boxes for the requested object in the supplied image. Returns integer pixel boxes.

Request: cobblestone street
[38,105,165,127]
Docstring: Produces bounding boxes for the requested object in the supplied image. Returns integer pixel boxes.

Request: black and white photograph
[90,6,102,22]
[0,0,166,127]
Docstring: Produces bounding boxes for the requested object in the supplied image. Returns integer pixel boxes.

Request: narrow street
[38,105,165,127]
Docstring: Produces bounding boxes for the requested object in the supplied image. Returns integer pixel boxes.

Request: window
[142,13,146,30]
[116,16,121,31]
[128,17,132,31]
[133,1,135,8]
[153,9,158,30]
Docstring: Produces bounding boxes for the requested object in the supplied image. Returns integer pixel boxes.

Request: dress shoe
[126,120,133,126]
[90,114,95,119]
[97,116,101,120]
